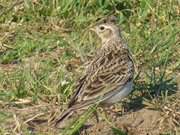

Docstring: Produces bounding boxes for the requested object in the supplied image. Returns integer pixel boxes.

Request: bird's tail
[55,107,74,127]
[54,100,96,127]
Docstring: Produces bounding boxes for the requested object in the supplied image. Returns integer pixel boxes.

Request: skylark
[55,16,135,126]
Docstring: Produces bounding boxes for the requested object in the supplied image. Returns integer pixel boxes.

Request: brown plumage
[55,16,135,126]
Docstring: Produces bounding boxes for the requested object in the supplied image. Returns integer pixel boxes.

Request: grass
[0,0,179,134]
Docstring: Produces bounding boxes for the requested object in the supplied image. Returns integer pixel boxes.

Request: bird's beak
[89,27,96,32]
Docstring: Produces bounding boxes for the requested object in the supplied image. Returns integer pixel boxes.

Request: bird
[55,16,135,127]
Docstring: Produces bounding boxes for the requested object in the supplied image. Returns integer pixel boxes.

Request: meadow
[0,0,179,135]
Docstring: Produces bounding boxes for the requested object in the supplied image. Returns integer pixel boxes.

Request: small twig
[0,0,24,17]
[13,114,21,134]
[24,112,45,124]
[2,44,14,49]
[12,104,51,112]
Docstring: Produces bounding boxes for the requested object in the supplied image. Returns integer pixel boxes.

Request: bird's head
[90,16,121,43]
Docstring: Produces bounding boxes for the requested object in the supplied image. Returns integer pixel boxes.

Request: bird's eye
[99,26,105,31]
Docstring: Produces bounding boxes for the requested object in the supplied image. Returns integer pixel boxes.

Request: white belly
[104,81,133,104]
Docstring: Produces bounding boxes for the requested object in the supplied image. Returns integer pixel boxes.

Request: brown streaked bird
[55,16,135,126]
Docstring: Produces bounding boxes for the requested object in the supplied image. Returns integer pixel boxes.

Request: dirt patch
[85,109,164,135]
[1,93,179,135]
[115,109,162,134]
[1,103,180,135]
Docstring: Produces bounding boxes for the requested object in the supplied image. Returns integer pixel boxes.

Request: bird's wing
[68,40,134,108]
[68,75,87,107]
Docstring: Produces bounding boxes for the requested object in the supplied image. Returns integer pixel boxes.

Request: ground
[0,0,179,135]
